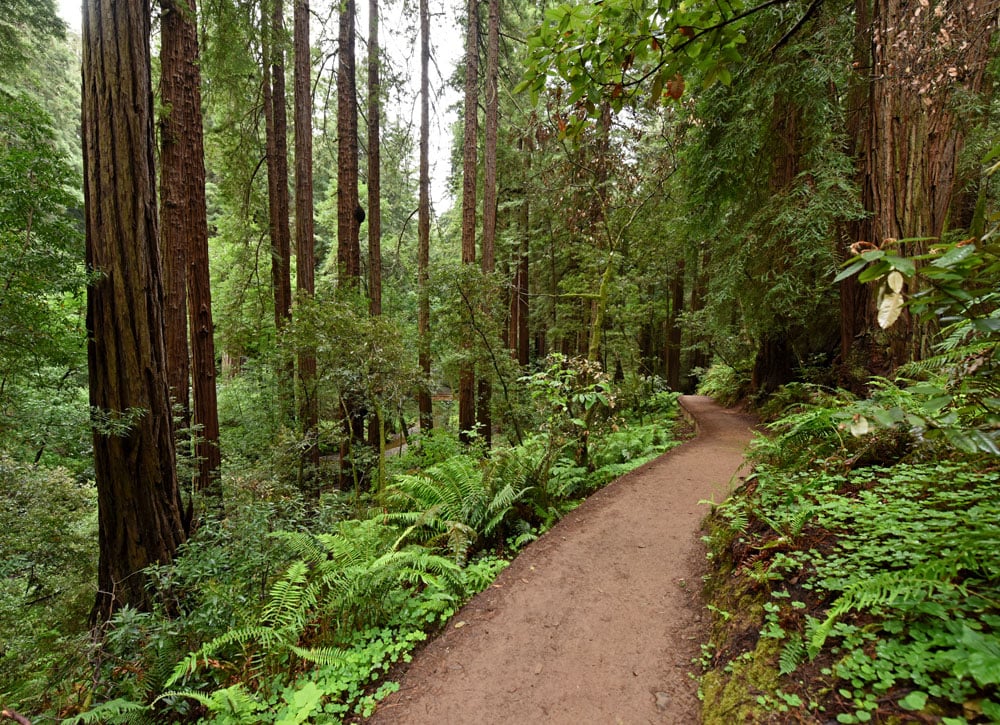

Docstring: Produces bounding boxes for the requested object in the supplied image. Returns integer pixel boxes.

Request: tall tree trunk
[839,0,874,381]
[477,0,499,447]
[83,0,186,621]
[458,0,479,443]
[417,0,433,432]
[509,140,530,367]
[262,0,293,427]
[337,0,361,284]
[293,0,318,471]
[367,0,381,316]
[366,0,383,450]
[263,0,292,335]
[161,0,221,503]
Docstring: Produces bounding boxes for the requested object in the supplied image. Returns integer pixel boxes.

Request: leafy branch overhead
[517,0,801,132]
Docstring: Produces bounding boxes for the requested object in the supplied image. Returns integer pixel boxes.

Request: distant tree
[263,0,293,337]
[82,0,186,620]
[294,0,319,470]
[337,0,361,284]
[367,0,382,317]
[477,0,500,447]
[417,0,433,432]
[159,0,222,503]
[458,0,479,443]
[0,0,65,71]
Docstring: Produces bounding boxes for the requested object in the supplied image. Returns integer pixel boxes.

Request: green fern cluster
[383,450,533,563]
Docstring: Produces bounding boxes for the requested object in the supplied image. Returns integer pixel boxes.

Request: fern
[62,698,151,725]
[808,562,971,657]
[382,452,532,562]
[780,634,806,675]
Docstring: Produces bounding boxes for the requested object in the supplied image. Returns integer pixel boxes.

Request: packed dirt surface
[369,396,755,725]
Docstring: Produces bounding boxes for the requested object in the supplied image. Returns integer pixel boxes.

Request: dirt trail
[369,396,755,725]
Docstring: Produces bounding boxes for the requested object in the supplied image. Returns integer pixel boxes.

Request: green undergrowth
[19,376,683,723]
[701,456,1000,724]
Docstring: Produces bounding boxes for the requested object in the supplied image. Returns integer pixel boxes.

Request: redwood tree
[337,0,361,284]
[417,0,433,432]
[294,0,318,468]
[851,0,996,369]
[263,0,292,336]
[476,0,499,446]
[458,0,479,443]
[160,0,222,502]
[367,0,381,316]
[83,0,186,620]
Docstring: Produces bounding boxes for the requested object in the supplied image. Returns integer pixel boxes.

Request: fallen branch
[2,708,32,725]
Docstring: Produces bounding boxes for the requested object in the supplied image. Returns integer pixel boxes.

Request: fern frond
[63,698,150,725]
[780,634,806,675]
[809,564,968,656]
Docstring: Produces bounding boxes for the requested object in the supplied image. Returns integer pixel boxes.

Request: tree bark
[293,0,318,471]
[417,0,433,432]
[263,0,292,334]
[337,0,361,284]
[458,0,479,443]
[851,0,996,370]
[367,0,381,316]
[509,140,530,367]
[477,0,499,447]
[161,0,221,505]
[83,0,186,621]
[665,260,684,391]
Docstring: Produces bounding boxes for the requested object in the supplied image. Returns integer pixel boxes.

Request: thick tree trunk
[293,0,318,471]
[417,0,433,432]
[83,0,186,621]
[458,0,479,444]
[851,0,996,370]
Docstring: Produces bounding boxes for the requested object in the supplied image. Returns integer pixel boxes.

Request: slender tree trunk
[839,0,874,381]
[476,0,499,447]
[366,0,383,449]
[509,140,530,366]
[417,0,433,432]
[665,260,683,391]
[458,0,479,443]
[337,0,361,284]
[293,0,318,471]
[263,0,292,334]
[83,0,186,621]
[159,0,191,438]
[160,0,221,503]
[367,0,381,316]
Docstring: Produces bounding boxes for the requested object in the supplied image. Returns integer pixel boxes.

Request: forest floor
[367,396,756,725]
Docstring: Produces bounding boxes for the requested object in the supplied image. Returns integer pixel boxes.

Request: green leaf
[884,255,916,276]
[834,258,868,283]
[899,691,928,711]
[858,260,890,283]
[931,244,976,268]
